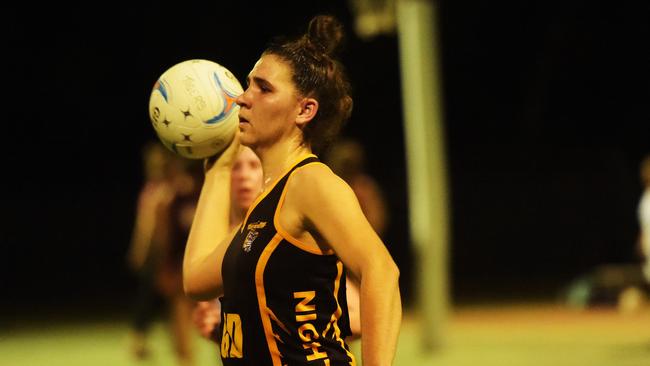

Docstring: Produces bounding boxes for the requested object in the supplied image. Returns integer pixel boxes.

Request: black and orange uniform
[219,155,356,366]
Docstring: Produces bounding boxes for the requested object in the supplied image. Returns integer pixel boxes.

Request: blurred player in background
[127,141,202,366]
[638,155,650,285]
[324,138,389,238]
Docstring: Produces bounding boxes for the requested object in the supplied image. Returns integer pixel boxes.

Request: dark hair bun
[306,15,344,56]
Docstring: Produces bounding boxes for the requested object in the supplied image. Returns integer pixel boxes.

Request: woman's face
[236,54,301,150]
[230,147,263,213]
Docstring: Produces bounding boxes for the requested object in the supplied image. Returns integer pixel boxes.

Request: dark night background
[2,0,649,318]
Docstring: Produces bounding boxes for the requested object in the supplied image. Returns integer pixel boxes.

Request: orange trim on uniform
[327,260,357,366]
[274,162,335,256]
[266,307,291,336]
[241,154,317,234]
[255,233,284,366]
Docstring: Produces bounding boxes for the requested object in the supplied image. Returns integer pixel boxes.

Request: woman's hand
[193,300,222,342]
[204,131,241,173]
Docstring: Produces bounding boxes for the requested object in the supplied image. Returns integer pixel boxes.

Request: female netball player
[183,15,401,366]
[192,146,361,344]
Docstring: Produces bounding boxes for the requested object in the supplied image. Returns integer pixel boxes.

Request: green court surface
[395,304,650,366]
[1,303,649,366]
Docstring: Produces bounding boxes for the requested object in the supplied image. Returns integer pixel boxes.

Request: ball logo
[151,106,161,123]
[224,70,237,83]
[182,75,207,111]
[182,75,198,96]
[193,95,207,111]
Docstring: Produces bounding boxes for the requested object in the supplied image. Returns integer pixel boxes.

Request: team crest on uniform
[243,221,266,252]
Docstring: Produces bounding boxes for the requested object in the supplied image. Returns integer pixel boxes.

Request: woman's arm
[289,165,401,366]
[127,183,172,271]
[183,138,240,300]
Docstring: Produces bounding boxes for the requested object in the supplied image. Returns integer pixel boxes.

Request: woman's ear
[295,97,319,128]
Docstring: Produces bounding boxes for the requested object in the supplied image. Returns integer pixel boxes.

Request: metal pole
[396,0,450,351]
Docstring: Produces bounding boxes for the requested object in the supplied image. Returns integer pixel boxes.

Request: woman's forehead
[248,54,292,82]
[238,147,260,163]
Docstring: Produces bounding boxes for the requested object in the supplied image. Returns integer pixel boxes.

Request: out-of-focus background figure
[638,155,650,285]
[127,142,203,366]
[561,155,650,313]
[324,138,389,238]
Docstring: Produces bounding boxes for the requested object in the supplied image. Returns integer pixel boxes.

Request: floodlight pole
[396,0,450,352]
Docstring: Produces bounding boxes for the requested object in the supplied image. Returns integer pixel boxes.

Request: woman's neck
[256,138,312,190]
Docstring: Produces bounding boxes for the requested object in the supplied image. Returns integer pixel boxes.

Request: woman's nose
[235,88,249,107]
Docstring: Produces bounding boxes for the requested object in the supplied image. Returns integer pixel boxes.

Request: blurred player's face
[144,147,168,181]
[230,147,263,214]
[236,54,302,151]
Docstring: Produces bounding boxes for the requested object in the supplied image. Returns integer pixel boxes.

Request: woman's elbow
[183,270,221,301]
[183,274,201,300]
[183,271,207,300]
[184,283,213,301]
[386,260,400,283]
[371,256,400,284]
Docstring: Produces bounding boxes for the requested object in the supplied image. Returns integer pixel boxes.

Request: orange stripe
[274,162,335,256]
[329,261,357,366]
[255,234,284,366]
[266,307,291,335]
[241,154,317,234]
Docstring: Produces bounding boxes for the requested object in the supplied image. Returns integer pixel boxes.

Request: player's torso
[219,156,355,366]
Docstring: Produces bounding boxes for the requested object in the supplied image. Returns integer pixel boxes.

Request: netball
[148,59,243,159]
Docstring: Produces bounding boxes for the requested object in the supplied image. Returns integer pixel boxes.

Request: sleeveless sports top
[219,155,356,366]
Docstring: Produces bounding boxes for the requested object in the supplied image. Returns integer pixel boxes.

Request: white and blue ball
[148,59,242,159]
